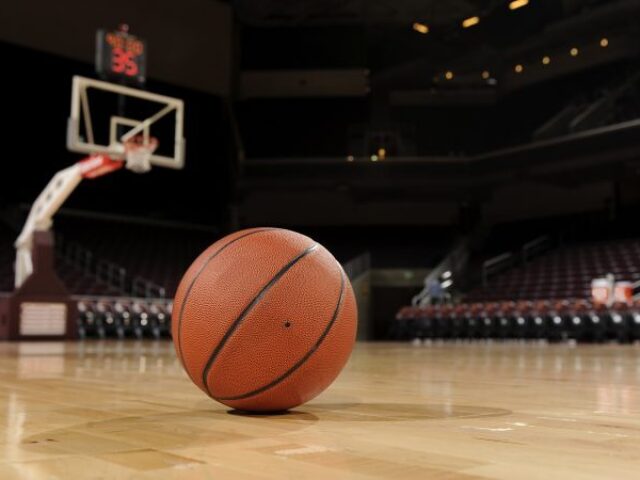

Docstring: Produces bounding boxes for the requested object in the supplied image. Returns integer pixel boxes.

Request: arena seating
[0,221,124,295]
[54,216,215,297]
[392,299,640,343]
[76,297,173,340]
[468,238,640,301]
[394,238,640,342]
[56,260,122,296]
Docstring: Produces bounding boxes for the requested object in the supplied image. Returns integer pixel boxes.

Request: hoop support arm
[14,155,123,288]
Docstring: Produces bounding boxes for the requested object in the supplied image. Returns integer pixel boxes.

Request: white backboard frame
[67,76,185,169]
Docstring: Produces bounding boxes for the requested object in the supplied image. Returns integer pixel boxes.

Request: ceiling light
[445,71,454,80]
[600,38,609,47]
[462,16,480,28]
[570,47,579,56]
[542,56,550,65]
[509,0,529,10]
[413,22,429,34]
[514,64,523,73]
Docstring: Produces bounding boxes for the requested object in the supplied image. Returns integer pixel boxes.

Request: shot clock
[96,25,146,84]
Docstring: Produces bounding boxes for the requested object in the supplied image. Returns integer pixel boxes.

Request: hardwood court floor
[0,341,639,479]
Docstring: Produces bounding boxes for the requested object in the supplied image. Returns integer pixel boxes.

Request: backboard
[67,76,185,169]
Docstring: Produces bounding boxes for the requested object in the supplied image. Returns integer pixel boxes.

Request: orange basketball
[172,228,358,412]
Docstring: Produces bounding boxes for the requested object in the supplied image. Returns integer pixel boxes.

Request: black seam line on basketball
[176,228,275,364]
[175,228,277,371]
[216,264,346,402]
[201,243,320,396]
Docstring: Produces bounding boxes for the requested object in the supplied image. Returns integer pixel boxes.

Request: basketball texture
[172,228,358,412]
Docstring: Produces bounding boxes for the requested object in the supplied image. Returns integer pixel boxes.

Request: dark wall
[241,26,366,70]
[0,0,232,94]
[372,286,421,339]
[237,98,370,158]
[235,59,637,159]
[237,179,618,228]
[484,181,614,225]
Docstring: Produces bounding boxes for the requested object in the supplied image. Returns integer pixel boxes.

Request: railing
[413,238,470,306]
[522,235,551,263]
[570,71,640,133]
[132,277,167,298]
[63,241,94,275]
[59,237,120,291]
[482,234,555,287]
[481,252,513,287]
[96,259,127,292]
[56,234,165,297]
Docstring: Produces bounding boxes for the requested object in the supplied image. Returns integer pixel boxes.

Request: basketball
[171,228,358,411]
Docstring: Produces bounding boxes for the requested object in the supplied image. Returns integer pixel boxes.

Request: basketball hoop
[124,135,158,173]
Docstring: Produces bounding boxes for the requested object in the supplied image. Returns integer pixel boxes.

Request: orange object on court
[614,281,633,305]
[172,228,358,412]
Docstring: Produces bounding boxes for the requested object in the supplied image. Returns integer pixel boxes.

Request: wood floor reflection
[0,341,639,479]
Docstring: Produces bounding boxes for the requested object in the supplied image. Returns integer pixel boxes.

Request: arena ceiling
[230,0,591,26]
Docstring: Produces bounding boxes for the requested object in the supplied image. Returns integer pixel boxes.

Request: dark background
[0,0,639,242]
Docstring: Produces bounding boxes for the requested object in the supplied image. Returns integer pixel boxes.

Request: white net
[124,136,158,173]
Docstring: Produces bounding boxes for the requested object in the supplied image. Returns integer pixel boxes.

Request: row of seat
[470,238,640,302]
[393,300,640,342]
[77,298,173,340]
